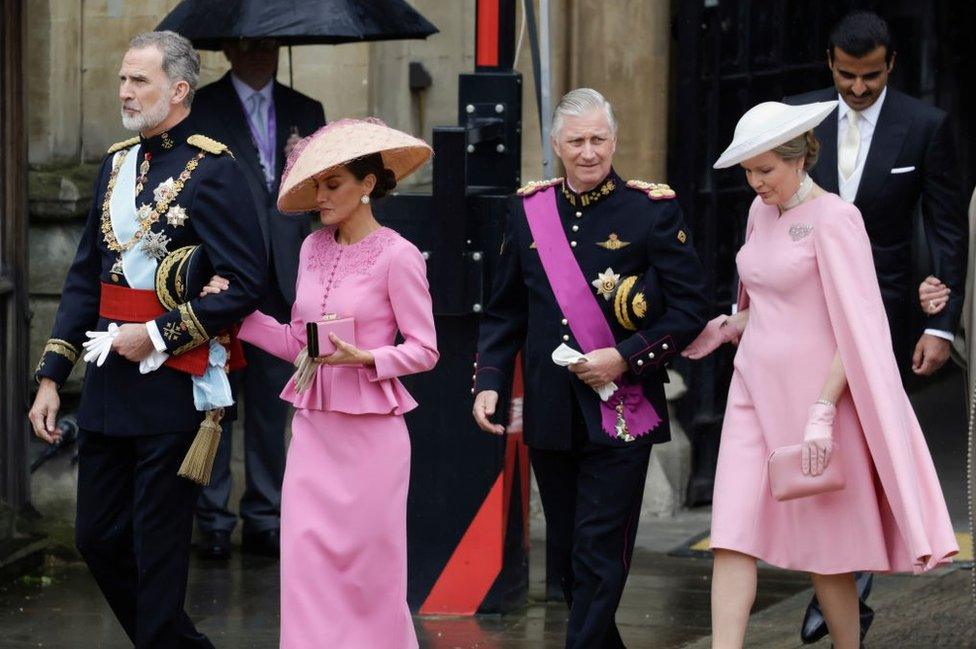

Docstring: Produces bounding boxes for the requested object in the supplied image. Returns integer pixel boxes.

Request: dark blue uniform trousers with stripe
[530,396,652,649]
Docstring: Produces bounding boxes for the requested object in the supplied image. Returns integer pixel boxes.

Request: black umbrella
[156,0,438,50]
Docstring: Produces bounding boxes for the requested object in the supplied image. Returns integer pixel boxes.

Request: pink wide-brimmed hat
[277,117,432,213]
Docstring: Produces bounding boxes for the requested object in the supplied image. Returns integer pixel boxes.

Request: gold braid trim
[614,276,638,331]
[172,303,209,355]
[155,246,196,311]
[187,134,229,155]
[107,137,139,154]
[43,339,80,364]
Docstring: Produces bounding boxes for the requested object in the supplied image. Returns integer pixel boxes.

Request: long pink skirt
[280,409,418,649]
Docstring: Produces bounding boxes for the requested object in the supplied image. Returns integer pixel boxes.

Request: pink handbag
[305,317,356,357]
[767,444,845,501]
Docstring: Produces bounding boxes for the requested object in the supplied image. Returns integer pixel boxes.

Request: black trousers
[530,400,652,649]
[76,429,213,649]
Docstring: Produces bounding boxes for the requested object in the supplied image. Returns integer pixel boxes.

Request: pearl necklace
[781,172,814,211]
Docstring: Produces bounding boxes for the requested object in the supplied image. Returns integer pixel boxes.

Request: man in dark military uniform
[473,88,708,648]
[27,31,265,648]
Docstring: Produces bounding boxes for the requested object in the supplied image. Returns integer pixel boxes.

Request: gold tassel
[178,408,224,485]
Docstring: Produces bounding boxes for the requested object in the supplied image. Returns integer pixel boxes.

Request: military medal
[591,267,621,301]
[166,205,189,227]
[135,152,151,195]
[596,233,630,250]
[614,399,635,442]
[140,230,172,260]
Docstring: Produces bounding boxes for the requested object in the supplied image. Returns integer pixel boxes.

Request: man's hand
[912,333,951,376]
[283,129,302,159]
[568,347,627,389]
[112,323,156,363]
[28,378,61,444]
[473,390,505,435]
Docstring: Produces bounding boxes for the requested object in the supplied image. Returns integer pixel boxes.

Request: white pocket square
[890,166,916,174]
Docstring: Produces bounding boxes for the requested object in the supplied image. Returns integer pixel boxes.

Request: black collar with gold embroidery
[561,173,618,207]
[139,116,193,155]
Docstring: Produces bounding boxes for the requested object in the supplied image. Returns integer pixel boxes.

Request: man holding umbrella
[189,37,325,561]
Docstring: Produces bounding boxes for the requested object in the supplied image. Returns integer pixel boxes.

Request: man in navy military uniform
[473,88,708,648]
[189,38,326,560]
[28,31,265,648]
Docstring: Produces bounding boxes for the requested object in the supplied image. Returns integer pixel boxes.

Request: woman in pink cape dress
[685,101,957,649]
[232,119,436,648]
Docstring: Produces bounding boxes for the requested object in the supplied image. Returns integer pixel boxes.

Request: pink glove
[801,401,835,476]
[681,315,742,360]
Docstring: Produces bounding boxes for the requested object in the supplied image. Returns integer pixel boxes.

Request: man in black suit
[473,88,707,648]
[189,38,326,559]
[787,11,966,644]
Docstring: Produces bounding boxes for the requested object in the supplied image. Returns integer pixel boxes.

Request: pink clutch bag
[767,444,845,501]
[305,317,356,357]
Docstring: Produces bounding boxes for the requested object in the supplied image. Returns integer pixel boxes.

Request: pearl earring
[361,195,370,205]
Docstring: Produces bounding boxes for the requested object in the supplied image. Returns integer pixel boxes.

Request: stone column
[568,0,671,181]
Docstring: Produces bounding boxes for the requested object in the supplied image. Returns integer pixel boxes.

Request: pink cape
[737,195,957,573]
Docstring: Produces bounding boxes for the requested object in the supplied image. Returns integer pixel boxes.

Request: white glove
[551,343,617,401]
[82,323,119,367]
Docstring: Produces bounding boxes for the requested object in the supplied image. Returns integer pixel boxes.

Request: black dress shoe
[242,528,280,557]
[198,530,232,561]
[801,572,874,643]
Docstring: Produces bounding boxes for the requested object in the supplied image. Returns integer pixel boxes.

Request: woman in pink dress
[683,102,957,649]
[209,119,437,648]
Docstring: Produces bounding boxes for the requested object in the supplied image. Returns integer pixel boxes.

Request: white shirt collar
[837,85,887,127]
[230,73,274,106]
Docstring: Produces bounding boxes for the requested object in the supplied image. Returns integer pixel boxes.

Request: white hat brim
[713,100,837,169]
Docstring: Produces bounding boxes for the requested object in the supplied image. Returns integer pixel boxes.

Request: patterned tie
[838,109,860,180]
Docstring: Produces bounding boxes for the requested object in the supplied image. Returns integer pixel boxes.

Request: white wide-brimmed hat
[278,117,432,213]
[713,100,837,169]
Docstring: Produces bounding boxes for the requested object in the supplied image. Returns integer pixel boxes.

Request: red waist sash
[99,282,245,376]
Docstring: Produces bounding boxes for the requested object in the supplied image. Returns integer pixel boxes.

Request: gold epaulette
[187,134,231,156]
[517,177,563,196]
[626,179,676,201]
[107,137,139,154]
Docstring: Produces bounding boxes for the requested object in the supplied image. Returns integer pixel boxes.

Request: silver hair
[129,31,200,107]
[551,88,618,139]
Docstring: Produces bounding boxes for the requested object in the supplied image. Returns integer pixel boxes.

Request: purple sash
[523,187,661,440]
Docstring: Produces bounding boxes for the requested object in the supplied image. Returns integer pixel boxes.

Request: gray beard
[120,95,171,133]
